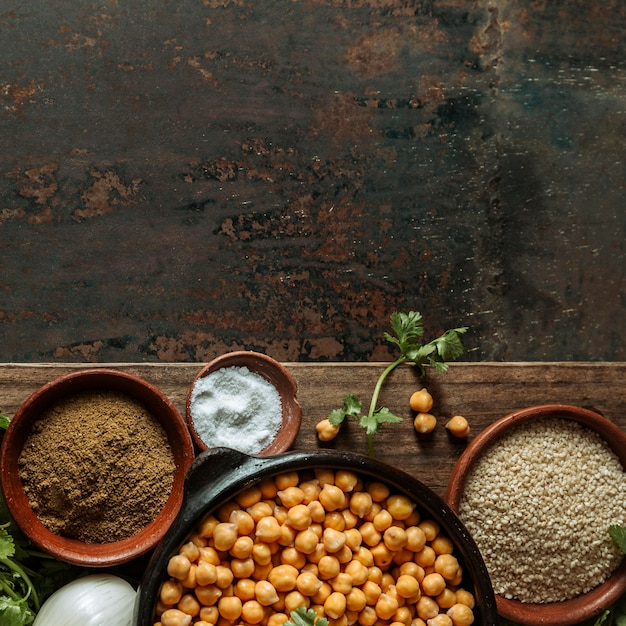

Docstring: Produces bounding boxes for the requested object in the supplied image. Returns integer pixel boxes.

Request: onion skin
[33,573,136,626]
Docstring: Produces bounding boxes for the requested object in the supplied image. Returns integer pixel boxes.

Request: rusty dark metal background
[1,1,624,363]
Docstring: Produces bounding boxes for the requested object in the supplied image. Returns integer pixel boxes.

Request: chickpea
[416,596,439,621]
[446,603,475,626]
[360,522,382,547]
[281,546,307,569]
[346,587,367,612]
[247,501,274,521]
[308,500,326,523]
[316,418,341,441]
[395,574,420,599]
[421,573,446,597]
[268,614,290,626]
[383,526,408,551]
[335,470,359,493]
[368,482,390,502]
[230,535,254,559]
[268,564,299,592]
[234,578,256,601]
[353,546,374,567]
[160,580,183,605]
[194,584,222,606]
[294,528,320,554]
[229,509,255,535]
[431,535,454,556]
[297,571,324,596]
[319,484,346,511]
[196,561,217,586]
[329,572,352,594]
[434,554,460,581]
[358,606,378,626]
[241,599,265,624]
[167,555,192,581]
[375,593,399,620]
[215,565,234,588]
[285,590,310,613]
[199,606,219,623]
[454,589,475,609]
[236,486,263,508]
[413,412,437,434]
[318,555,341,579]
[312,581,333,605]
[285,503,312,530]
[345,527,363,551]
[344,559,369,585]
[160,609,193,626]
[436,588,457,609]
[409,388,433,413]
[212,523,238,552]
[323,527,347,553]
[218,596,242,621]
[256,516,282,542]
[373,509,393,532]
[386,495,415,521]
[278,486,306,508]
[324,511,346,531]
[427,615,453,626]
[252,542,273,565]
[324,591,347,619]
[231,557,255,578]
[370,542,394,568]
[445,416,470,438]
[350,492,374,518]
[405,526,427,552]
[361,580,382,605]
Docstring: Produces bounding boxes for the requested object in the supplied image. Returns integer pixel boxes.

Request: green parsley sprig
[327,311,468,457]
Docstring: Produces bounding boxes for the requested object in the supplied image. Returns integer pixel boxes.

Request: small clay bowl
[0,368,195,567]
[446,404,626,626]
[186,351,302,454]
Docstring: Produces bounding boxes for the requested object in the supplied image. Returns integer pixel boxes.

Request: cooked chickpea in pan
[154,470,475,626]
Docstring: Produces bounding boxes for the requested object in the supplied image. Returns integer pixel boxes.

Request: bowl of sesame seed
[446,404,626,626]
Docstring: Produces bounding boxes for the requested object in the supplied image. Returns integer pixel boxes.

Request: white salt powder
[189,365,283,454]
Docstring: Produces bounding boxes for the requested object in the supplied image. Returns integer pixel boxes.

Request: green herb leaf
[327,394,362,426]
[359,408,402,437]
[0,597,35,626]
[284,606,328,626]
[609,525,626,554]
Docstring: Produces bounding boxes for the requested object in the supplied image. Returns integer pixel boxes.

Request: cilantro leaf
[327,394,362,426]
[359,408,402,437]
[284,607,328,626]
[610,525,626,554]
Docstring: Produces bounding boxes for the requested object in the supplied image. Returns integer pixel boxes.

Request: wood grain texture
[0,1,625,364]
[2,361,625,498]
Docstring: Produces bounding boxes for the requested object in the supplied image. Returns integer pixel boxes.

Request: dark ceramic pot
[133,448,498,625]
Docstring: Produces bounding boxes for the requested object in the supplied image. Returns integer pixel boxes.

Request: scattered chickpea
[445,416,470,438]
[316,418,341,441]
[414,412,437,434]
[410,388,434,413]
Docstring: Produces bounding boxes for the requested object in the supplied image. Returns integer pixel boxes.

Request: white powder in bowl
[190,365,283,454]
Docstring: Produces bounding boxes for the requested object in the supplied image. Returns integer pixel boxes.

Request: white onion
[33,573,136,626]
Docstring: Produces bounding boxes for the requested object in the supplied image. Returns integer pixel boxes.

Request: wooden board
[2,361,625,498]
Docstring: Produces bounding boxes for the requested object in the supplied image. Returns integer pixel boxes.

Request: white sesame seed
[458,417,626,603]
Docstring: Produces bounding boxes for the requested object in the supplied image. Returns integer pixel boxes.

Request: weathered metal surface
[0,1,624,363]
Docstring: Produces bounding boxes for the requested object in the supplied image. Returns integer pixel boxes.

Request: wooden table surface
[2,361,625,499]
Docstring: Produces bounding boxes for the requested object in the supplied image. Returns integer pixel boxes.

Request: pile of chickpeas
[154,469,476,626]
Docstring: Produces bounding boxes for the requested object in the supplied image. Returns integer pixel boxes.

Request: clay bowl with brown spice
[133,447,499,625]
[446,404,626,626]
[185,350,302,455]
[0,368,195,567]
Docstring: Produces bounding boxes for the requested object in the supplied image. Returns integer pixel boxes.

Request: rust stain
[18,163,59,205]
[1,80,40,113]
[75,170,142,220]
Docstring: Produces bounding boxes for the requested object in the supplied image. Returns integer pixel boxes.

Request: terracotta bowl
[133,448,498,625]
[446,404,626,626]
[0,368,195,567]
[185,351,302,455]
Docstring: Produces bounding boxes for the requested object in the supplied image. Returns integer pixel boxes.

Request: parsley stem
[366,355,407,456]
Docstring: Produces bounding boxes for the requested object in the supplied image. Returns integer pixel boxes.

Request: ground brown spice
[18,389,176,543]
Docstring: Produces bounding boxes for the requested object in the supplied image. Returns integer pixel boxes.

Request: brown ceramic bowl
[185,351,302,455]
[446,404,626,626]
[0,368,195,567]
